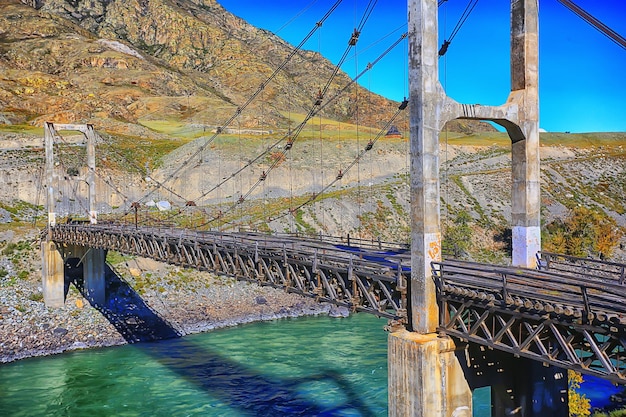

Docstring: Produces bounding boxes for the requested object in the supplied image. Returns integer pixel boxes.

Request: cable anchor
[348,28,360,46]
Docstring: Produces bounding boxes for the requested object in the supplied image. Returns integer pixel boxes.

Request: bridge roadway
[47,224,626,384]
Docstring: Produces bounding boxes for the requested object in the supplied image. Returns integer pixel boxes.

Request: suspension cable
[439,0,479,57]
[556,0,626,50]
[191,28,408,209]
[261,99,409,226]
[195,33,408,228]
[136,0,345,204]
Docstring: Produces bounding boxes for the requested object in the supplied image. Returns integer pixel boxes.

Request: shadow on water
[66,259,378,416]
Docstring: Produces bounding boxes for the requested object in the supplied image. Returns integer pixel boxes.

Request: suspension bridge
[33,0,626,416]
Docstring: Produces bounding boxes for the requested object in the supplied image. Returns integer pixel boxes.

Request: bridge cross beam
[389,1,543,416]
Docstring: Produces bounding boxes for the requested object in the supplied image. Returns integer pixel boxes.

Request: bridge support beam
[82,248,106,306]
[389,331,471,417]
[67,245,107,306]
[399,0,542,415]
[40,242,107,307]
[395,1,472,415]
[41,241,65,308]
[44,122,99,225]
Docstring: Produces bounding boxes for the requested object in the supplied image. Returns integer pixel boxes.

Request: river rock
[53,327,68,337]
[328,306,350,318]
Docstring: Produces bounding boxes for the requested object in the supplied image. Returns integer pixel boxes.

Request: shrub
[28,292,44,302]
[568,370,590,417]
[543,207,623,259]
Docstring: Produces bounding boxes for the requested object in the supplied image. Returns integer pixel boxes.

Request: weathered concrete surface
[388,330,471,417]
[44,122,100,226]
[509,0,541,268]
[401,0,541,415]
[81,247,106,306]
[41,240,64,307]
[408,0,444,336]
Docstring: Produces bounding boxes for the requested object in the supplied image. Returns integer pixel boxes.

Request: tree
[568,370,591,417]
[443,210,472,258]
[543,207,623,259]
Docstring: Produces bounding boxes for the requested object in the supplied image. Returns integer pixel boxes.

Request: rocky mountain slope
[0,0,624,264]
[2,0,495,134]
[2,0,390,134]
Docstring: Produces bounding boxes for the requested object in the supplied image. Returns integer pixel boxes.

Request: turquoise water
[0,314,389,417]
[3,312,615,416]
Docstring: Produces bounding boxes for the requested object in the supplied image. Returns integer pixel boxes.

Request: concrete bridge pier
[40,243,107,307]
[390,0,552,416]
[389,1,473,416]
[41,241,65,308]
[76,246,107,306]
[389,331,471,417]
[42,121,104,307]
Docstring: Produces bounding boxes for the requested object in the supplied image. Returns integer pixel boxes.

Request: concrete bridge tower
[41,122,106,308]
[388,1,550,416]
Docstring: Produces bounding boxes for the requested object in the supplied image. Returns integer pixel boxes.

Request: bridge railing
[538,251,626,285]
[432,258,626,324]
[45,223,409,319]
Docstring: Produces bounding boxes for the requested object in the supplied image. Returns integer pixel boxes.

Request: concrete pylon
[388,1,472,416]
[80,246,106,306]
[43,122,99,226]
[438,0,541,269]
[389,1,541,416]
[69,246,107,306]
[41,241,65,308]
[42,122,101,307]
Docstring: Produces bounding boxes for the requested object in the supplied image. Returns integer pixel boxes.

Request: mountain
[2,0,495,136]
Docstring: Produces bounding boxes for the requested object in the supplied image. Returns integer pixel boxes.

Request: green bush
[2,242,17,256]
[543,206,623,259]
[28,292,44,302]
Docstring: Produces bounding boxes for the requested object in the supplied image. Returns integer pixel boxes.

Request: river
[0,314,389,416]
[0,313,620,416]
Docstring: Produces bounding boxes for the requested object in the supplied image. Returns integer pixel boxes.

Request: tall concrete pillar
[67,244,106,306]
[510,0,541,268]
[41,241,65,307]
[85,124,98,224]
[43,122,99,224]
[44,122,56,227]
[389,1,472,416]
[407,0,444,337]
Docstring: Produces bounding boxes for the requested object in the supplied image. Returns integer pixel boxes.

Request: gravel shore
[0,245,334,364]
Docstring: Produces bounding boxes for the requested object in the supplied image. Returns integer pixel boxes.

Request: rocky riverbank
[0,237,338,364]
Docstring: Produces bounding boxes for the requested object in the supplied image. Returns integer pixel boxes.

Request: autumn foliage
[543,207,623,259]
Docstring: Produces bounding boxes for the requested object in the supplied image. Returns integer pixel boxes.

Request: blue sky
[218,0,625,133]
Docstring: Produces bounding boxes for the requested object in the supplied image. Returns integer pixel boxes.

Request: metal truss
[46,224,408,320]
[434,259,626,384]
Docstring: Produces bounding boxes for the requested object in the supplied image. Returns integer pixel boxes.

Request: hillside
[1,0,395,135]
[0,0,624,264]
